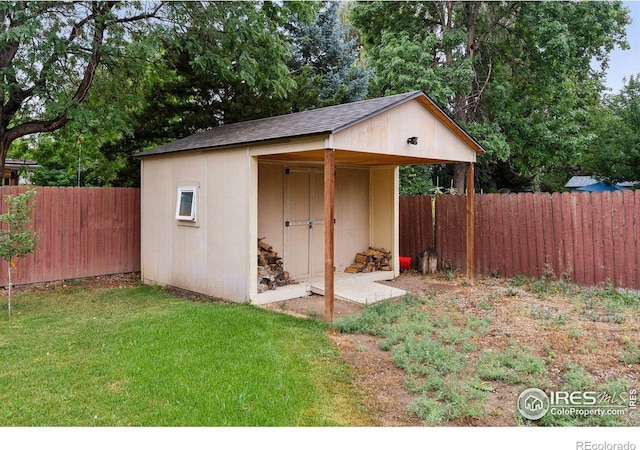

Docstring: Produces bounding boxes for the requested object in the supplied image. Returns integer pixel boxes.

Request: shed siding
[141,156,174,287]
[141,150,252,301]
[370,166,400,276]
[332,100,476,163]
[335,166,370,271]
[258,162,285,256]
[206,149,253,301]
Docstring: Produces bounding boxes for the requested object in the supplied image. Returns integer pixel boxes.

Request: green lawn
[0,285,373,426]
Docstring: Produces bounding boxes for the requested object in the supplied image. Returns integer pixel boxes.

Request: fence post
[466,163,475,284]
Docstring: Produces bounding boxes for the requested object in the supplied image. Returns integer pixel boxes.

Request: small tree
[0,189,39,317]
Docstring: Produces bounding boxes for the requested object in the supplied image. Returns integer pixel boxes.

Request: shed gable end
[332,99,477,163]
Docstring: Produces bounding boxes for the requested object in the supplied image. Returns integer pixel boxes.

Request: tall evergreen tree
[287,1,370,110]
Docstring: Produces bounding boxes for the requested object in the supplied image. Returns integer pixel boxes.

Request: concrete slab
[310,278,406,305]
[253,283,311,305]
[254,271,405,305]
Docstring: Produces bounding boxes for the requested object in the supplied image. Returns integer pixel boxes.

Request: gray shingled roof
[565,176,638,189]
[136,91,455,157]
[565,176,599,188]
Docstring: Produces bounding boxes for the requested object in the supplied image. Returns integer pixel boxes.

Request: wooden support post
[324,149,335,322]
[466,162,475,285]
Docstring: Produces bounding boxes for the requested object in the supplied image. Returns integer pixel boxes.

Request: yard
[1,272,638,427]
[266,271,640,426]
[0,275,373,426]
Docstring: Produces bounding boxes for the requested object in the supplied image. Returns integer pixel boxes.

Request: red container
[399,256,411,271]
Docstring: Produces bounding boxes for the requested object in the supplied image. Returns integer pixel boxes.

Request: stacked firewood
[345,247,392,273]
[258,239,289,293]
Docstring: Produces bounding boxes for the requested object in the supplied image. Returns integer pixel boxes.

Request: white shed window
[176,186,197,221]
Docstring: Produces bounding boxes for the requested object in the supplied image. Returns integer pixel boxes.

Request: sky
[604,1,640,92]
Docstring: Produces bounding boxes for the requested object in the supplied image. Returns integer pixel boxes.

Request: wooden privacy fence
[0,187,140,286]
[400,191,640,290]
[399,195,434,261]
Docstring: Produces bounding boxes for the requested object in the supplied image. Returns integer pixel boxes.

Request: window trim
[175,186,197,221]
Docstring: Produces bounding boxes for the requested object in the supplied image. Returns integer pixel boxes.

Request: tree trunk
[453,163,467,194]
[0,138,8,182]
[7,262,12,317]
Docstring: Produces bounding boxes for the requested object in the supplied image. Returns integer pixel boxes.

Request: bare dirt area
[261,294,422,426]
[328,330,423,426]
[4,272,142,294]
[264,271,640,427]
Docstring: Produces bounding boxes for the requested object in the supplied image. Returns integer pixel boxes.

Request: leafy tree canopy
[4,1,634,192]
[350,0,629,193]
[0,1,164,175]
[582,74,640,185]
[12,1,370,186]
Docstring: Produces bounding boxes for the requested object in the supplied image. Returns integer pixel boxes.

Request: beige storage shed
[136,91,484,316]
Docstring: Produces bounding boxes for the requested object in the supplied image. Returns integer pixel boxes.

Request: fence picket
[591,192,606,286]
[623,191,637,288]
[612,192,625,286]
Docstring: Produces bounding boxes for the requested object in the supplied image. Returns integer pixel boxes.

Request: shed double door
[284,168,325,278]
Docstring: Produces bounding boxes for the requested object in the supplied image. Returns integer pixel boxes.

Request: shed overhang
[256,149,464,167]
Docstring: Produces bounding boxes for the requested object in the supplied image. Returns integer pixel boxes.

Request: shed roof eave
[134,131,332,158]
[138,137,477,166]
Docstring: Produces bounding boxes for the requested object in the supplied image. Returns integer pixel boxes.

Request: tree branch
[2,2,111,150]
[116,2,165,24]
[0,5,26,70]
[4,115,69,143]
[475,2,520,50]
